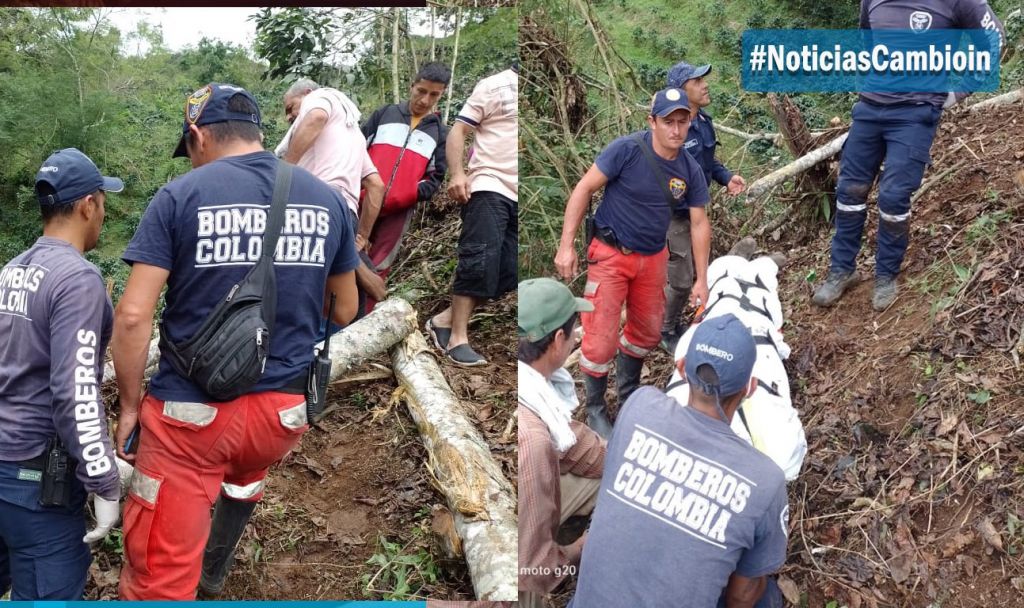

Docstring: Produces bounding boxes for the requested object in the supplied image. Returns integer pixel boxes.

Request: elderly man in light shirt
[277,78,387,317]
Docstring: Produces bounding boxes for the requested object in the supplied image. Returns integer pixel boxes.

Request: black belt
[17,452,47,471]
[594,228,634,255]
[859,96,935,109]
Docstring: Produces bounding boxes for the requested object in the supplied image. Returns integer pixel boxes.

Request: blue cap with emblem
[35,148,124,207]
[683,313,757,397]
[172,82,262,158]
[666,61,712,89]
[650,87,692,118]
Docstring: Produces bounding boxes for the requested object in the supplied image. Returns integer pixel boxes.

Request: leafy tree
[252,8,338,83]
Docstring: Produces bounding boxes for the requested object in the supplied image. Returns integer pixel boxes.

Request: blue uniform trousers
[0,459,91,600]
[830,100,941,278]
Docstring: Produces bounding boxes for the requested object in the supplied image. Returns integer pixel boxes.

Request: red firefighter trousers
[580,238,668,377]
[118,391,308,600]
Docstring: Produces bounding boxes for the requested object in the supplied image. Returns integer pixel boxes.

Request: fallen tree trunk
[968,88,1023,113]
[715,123,783,145]
[745,132,848,200]
[321,297,417,381]
[391,330,518,601]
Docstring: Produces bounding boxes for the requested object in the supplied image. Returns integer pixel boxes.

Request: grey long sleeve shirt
[0,236,119,500]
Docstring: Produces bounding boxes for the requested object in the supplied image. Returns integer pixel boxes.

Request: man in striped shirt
[518,278,606,608]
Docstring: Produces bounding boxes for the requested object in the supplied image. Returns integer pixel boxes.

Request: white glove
[943,91,958,109]
[83,494,121,544]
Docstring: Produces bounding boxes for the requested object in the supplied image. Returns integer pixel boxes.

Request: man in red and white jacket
[359,62,450,311]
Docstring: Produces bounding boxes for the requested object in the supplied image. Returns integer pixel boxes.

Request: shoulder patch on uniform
[669,177,687,199]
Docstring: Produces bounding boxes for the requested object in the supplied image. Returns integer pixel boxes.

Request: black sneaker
[425,319,451,352]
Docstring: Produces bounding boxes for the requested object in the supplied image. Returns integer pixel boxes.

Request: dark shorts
[453,190,517,299]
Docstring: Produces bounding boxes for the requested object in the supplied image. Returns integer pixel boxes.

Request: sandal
[425,319,451,352]
[446,343,488,367]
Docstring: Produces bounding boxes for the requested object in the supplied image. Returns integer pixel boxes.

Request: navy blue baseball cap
[35,148,124,207]
[667,61,712,88]
[684,313,756,396]
[172,83,262,158]
[650,87,692,118]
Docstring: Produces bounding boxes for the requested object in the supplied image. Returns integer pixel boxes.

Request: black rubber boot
[198,497,258,597]
[616,352,644,405]
[583,373,613,439]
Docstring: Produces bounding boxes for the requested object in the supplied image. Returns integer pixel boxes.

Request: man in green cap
[518,278,606,608]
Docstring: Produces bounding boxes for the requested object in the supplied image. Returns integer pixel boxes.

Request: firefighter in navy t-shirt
[572,314,789,608]
[660,61,747,353]
[111,83,359,599]
[554,88,711,439]
[0,148,124,599]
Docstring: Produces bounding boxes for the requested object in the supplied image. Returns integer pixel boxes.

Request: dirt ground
[86,197,517,601]
[552,101,1024,607]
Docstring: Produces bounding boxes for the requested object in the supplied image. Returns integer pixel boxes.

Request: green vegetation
[0,7,515,295]
[362,534,440,600]
[520,0,1022,279]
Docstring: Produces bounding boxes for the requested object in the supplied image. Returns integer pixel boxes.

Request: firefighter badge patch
[186,85,213,124]
[669,177,687,199]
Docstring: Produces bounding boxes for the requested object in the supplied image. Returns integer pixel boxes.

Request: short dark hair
[517,312,578,364]
[414,62,451,86]
[692,363,746,403]
[37,183,96,222]
[189,93,262,149]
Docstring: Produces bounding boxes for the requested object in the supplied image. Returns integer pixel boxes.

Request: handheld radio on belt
[39,436,72,507]
[306,292,336,423]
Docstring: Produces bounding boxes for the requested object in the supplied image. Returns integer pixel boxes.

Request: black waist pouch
[160,162,293,402]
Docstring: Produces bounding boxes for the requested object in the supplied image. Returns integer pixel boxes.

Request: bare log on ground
[716,124,836,147]
[745,132,849,200]
[391,330,517,601]
[968,88,1023,113]
[715,123,783,145]
[322,297,417,381]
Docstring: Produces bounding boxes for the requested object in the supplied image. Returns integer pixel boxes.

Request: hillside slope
[775,99,1024,607]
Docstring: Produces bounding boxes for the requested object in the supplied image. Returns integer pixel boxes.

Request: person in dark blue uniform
[660,61,747,352]
[813,0,1005,311]
[0,148,123,599]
